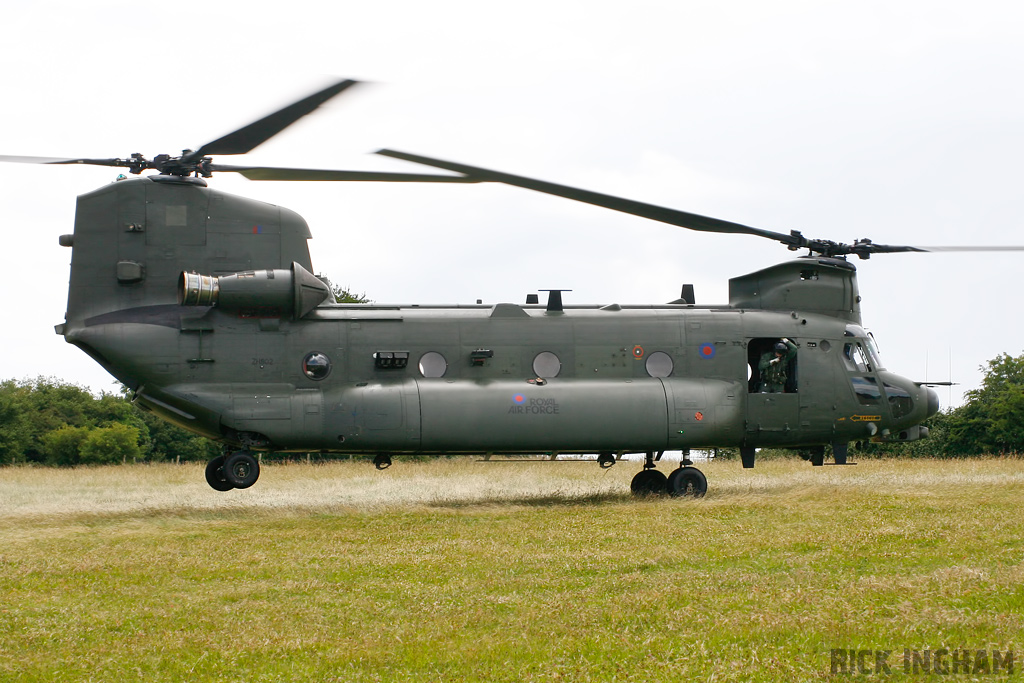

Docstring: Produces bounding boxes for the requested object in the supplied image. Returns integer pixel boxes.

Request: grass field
[1,457,1023,681]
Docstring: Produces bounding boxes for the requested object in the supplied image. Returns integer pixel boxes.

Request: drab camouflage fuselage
[58,175,937,460]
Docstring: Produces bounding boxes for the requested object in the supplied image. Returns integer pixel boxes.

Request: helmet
[774,342,788,353]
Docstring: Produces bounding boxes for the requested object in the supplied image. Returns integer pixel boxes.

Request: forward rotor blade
[376,149,800,246]
[908,245,1024,253]
[193,79,360,158]
[843,243,1024,257]
[211,163,482,182]
[377,150,1024,258]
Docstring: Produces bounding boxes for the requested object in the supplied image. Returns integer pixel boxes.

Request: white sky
[1,1,1022,409]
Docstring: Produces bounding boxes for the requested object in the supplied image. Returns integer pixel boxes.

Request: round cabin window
[302,352,332,380]
[645,351,674,378]
[532,351,561,378]
[418,351,447,378]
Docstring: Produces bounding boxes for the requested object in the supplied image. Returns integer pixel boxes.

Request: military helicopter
[6,78,1002,498]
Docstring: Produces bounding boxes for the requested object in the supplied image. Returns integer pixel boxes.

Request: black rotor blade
[376,149,801,247]
[908,245,1024,253]
[210,163,482,182]
[377,150,1024,257]
[844,243,1024,257]
[192,79,360,159]
[0,154,136,168]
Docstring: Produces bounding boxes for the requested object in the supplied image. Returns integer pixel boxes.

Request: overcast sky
[2,1,1022,409]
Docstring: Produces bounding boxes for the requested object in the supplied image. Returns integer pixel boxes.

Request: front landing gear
[205,451,260,491]
[666,466,707,498]
[630,469,668,495]
[629,451,707,498]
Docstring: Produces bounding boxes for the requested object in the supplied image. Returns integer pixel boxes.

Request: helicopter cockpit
[841,326,916,419]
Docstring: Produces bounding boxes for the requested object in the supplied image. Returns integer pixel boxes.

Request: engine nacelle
[178,262,331,319]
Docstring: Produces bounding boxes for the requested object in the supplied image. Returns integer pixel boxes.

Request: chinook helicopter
[8,77,1003,498]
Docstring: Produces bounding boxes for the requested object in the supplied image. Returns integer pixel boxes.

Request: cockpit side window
[885,383,913,418]
[844,325,885,371]
[842,342,873,373]
[851,376,882,405]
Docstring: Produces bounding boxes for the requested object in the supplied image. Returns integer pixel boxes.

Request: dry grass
[0,458,636,519]
[3,456,1022,519]
[2,457,1023,682]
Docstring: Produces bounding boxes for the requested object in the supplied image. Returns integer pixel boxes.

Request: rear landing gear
[205,451,260,491]
[224,451,260,488]
[205,455,233,491]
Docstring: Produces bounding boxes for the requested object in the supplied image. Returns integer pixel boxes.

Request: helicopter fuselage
[58,176,936,468]
[111,302,932,457]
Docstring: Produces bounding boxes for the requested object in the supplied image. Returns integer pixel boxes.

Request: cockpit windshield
[864,333,884,371]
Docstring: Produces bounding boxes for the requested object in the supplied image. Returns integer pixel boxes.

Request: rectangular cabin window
[747,338,798,394]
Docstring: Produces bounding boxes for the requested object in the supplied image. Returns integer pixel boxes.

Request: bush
[42,425,91,466]
[0,377,219,466]
[80,424,142,464]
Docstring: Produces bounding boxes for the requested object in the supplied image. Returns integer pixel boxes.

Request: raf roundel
[512,394,526,405]
[698,343,716,360]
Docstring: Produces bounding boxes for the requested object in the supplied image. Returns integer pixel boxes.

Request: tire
[630,469,668,496]
[205,455,234,492]
[223,452,260,489]
[668,467,707,498]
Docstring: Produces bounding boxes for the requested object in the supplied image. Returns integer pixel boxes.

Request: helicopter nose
[925,386,940,417]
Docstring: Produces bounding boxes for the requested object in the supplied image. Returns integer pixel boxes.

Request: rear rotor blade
[0,154,136,168]
[376,149,801,247]
[192,79,360,159]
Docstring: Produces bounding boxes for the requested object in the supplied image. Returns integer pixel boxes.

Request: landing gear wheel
[667,467,707,498]
[205,455,234,492]
[630,469,668,496]
[223,452,260,489]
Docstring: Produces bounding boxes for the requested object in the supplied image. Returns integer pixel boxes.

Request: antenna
[948,346,953,408]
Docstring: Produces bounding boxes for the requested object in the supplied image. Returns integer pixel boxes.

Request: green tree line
[3,352,1024,466]
[0,378,219,466]
[849,352,1024,458]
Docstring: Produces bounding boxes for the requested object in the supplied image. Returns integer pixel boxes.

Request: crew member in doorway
[759,338,797,393]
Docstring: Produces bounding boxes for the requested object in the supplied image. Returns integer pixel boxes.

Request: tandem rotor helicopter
[4,78,1012,497]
